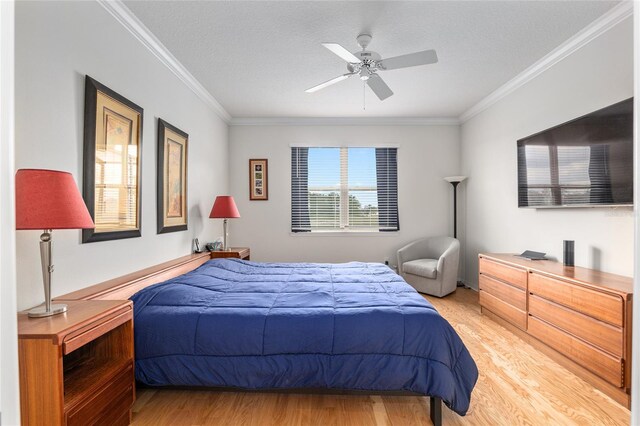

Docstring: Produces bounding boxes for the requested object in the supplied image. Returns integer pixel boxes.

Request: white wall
[229,125,460,265]
[1,0,20,423]
[460,17,634,288]
[14,1,228,310]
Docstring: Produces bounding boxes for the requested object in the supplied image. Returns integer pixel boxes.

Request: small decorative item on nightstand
[15,169,95,317]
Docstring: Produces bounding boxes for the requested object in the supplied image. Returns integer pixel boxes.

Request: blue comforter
[131,259,478,415]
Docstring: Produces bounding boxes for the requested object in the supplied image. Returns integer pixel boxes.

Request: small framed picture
[249,159,268,200]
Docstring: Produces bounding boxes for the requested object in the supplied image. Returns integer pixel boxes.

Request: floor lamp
[444,176,467,287]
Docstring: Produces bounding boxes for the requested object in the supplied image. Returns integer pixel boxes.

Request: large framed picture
[157,119,188,234]
[249,159,268,200]
[82,76,143,243]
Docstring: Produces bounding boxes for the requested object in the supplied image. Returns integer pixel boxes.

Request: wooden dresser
[18,299,134,425]
[478,253,633,408]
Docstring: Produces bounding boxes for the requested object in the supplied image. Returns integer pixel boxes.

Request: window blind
[291,147,311,232]
[291,147,399,232]
[375,148,399,231]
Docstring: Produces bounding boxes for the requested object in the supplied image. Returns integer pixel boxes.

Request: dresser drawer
[528,316,623,387]
[66,363,134,426]
[479,257,527,290]
[480,290,527,330]
[529,295,623,357]
[479,274,526,310]
[528,272,623,327]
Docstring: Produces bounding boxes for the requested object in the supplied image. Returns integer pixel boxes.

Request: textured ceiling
[124,1,619,118]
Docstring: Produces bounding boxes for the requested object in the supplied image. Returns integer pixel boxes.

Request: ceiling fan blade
[322,43,361,64]
[366,74,393,100]
[378,49,438,70]
[305,73,355,93]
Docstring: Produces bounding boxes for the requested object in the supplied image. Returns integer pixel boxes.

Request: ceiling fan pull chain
[363,81,366,111]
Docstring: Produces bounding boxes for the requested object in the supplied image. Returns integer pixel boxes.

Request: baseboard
[457,279,478,291]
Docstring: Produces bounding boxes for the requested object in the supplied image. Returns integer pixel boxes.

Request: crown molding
[230,116,460,126]
[97,0,231,123]
[99,0,630,127]
[459,1,633,123]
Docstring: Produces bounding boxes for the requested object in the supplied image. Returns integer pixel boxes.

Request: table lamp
[16,169,94,317]
[209,196,240,251]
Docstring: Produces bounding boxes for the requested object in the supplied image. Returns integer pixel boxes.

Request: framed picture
[249,159,268,200]
[157,119,188,234]
[82,76,143,243]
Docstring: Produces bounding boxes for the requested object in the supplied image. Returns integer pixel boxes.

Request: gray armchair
[397,236,460,297]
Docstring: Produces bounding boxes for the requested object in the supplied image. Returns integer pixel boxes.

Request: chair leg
[430,396,442,426]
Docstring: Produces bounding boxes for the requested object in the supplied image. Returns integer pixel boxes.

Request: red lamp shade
[15,169,94,230]
[209,196,240,219]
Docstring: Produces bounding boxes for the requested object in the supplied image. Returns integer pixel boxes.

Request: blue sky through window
[308,148,340,187]
[308,147,378,208]
[348,148,377,187]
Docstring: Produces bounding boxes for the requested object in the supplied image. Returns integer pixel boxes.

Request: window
[291,147,398,232]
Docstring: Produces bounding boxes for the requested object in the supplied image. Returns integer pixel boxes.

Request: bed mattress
[131,259,478,415]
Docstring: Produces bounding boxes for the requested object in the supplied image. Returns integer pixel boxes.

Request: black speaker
[563,240,575,267]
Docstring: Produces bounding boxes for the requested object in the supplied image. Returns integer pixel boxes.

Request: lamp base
[27,303,67,318]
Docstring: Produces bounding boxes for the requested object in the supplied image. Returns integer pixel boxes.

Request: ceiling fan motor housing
[353,50,381,62]
[348,51,381,79]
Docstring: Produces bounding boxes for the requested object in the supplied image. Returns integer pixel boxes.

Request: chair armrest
[436,244,458,272]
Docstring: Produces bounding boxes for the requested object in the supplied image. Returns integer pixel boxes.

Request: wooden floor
[131,288,630,425]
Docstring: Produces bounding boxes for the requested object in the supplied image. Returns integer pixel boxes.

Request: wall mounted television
[517,98,633,208]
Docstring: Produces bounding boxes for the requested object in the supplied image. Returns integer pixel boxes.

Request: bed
[130,258,478,422]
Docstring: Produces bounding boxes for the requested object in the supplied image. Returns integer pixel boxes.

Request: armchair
[397,236,460,297]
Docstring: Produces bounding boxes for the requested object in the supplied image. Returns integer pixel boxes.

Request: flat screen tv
[518,98,633,208]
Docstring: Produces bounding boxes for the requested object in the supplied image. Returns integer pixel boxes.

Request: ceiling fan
[305,34,438,101]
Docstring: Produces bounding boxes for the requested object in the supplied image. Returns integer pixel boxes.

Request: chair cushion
[402,259,438,279]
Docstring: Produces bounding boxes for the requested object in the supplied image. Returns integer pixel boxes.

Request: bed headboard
[57,252,211,301]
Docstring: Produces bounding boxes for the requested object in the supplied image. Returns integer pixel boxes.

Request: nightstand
[209,247,250,260]
[18,299,135,426]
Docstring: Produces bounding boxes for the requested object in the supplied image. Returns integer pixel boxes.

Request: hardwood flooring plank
[369,395,390,426]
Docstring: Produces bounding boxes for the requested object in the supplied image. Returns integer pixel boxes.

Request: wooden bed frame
[58,252,212,301]
[56,252,445,426]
